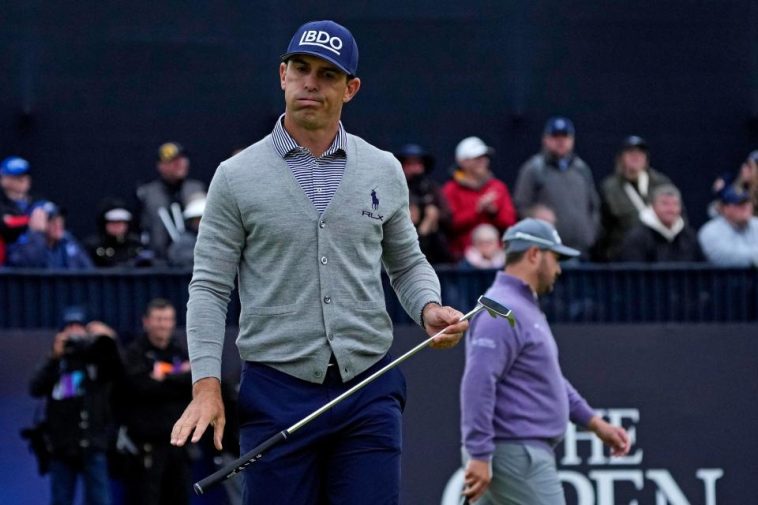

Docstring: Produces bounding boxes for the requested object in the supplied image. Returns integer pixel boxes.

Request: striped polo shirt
[271,115,347,214]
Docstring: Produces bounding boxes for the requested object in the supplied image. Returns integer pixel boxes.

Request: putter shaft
[194,296,514,495]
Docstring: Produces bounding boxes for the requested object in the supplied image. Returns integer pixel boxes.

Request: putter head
[477,295,516,327]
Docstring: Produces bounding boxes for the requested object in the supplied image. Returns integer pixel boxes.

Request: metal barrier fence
[1,264,757,330]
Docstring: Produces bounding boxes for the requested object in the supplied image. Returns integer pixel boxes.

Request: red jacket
[442,174,516,259]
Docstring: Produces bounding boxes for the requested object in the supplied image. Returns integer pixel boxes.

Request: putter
[193,295,515,495]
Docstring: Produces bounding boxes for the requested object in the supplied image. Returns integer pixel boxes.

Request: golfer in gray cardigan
[170,20,468,504]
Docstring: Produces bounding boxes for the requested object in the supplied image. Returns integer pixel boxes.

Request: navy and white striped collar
[271,114,347,159]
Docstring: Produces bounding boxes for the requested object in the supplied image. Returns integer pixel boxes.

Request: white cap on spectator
[183,198,205,219]
[104,208,132,222]
[455,136,494,163]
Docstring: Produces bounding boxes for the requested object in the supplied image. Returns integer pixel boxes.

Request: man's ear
[343,77,361,103]
[525,246,541,265]
[279,62,288,90]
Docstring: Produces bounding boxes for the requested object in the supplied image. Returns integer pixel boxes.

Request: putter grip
[193,430,288,495]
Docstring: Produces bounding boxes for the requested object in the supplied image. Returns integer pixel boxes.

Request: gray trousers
[464,442,566,505]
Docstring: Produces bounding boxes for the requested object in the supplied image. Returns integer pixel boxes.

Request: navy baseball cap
[502,218,580,259]
[544,117,575,136]
[1,156,30,176]
[719,186,751,205]
[281,20,359,77]
[620,135,648,151]
[395,143,434,171]
[747,150,758,163]
[61,306,88,329]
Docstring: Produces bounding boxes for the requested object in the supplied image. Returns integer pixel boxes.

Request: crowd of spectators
[2,120,758,271]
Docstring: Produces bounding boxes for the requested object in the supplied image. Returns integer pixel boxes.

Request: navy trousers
[238,354,406,505]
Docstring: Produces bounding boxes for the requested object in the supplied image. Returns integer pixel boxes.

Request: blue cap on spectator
[747,150,758,163]
[719,186,751,205]
[544,117,575,137]
[395,143,434,172]
[61,306,88,328]
[281,20,359,76]
[621,135,648,151]
[1,156,30,176]
[502,218,580,259]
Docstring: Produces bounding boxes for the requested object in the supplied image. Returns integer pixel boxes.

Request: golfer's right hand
[171,377,226,450]
[463,459,491,503]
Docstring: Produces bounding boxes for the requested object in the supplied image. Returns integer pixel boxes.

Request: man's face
[1,174,31,198]
[721,200,754,228]
[105,220,129,239]
[652,194,681,228]
[535,250,562,295]
[474,235,501,260]
[46,216,66,243]
[401,157,425,181]
[143,306,176,349]
[620,148,648,181]
[157,156,189,184]
[543,134,575,158]
[279,55,360,132]
[459,155,490,179]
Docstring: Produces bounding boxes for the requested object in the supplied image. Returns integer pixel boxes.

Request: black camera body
[64,334,93,354]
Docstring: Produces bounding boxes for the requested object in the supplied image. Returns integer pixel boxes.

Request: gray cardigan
[187,132,441,384]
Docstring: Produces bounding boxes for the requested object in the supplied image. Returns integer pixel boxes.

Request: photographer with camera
[29,306,123,505]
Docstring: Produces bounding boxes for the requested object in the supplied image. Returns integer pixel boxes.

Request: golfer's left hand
[423,303,468,349]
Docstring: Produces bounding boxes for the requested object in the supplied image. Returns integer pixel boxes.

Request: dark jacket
[0,192,43,264]
[407,174,455,264]
[136,177,205,259]
[84,197,148,267]
[618,208,703,262]
[84,233,145,268]
[7,231,94,269]
[0,192,32,243]
[29,336,123,460]
[122,335,192,443]
[597,167,672,261]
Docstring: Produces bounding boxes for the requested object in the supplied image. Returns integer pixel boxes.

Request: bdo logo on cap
[299,30,343,55]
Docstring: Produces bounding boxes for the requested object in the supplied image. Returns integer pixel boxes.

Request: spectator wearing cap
[395,143,454,264]
[459,218,631,504]
[698,186,758,267]
[596,136,676,261]
[84,198,148,268]
[0,156,47,264]
[6,202,93,269]
[513,117,600,258]
[710,150,758,217]
[135,142,205,259]
[458,223,505,270]
[29,306,123,505]
[619,184,703,262]
[167,194,205,268]
[442,136,516,260]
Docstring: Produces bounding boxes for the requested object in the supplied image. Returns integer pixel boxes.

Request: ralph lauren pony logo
[361,188,383,221]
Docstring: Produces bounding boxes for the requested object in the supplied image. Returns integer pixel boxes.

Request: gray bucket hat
[502,218,580,259]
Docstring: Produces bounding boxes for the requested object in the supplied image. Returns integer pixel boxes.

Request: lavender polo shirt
[460,272,595,460]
